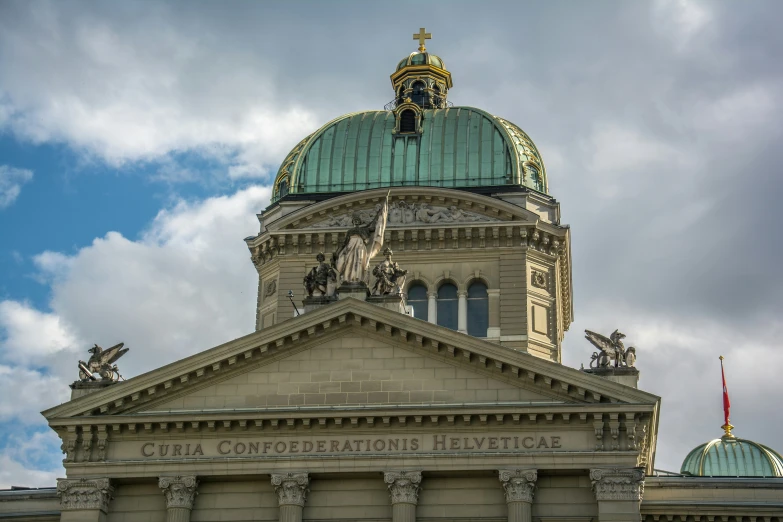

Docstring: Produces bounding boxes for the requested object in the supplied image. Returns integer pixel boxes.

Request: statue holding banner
[333,191,390,286]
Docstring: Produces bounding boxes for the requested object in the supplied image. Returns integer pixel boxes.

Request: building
[2,31,782,522]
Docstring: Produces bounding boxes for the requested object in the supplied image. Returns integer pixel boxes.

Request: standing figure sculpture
[303,252,337,297]
[78,343,129,382]
[371,248,408,296]
[585,329,636,369]
[333,191,390,286]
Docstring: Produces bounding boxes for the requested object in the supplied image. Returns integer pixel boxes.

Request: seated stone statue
[303,252,337,297]
[371,248,407,296]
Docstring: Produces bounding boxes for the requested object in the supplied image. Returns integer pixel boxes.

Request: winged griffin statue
[78,343,129,382]
[584,329,636,369]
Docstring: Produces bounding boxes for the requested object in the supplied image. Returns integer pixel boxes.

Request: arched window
[467,282,488,337]
[433,85,442,108]
[411,81,425,107]
[278,177,289,198]
[528,166,542,192]
[407,283,428,321]
[437,283,458,331]
[400,109,416,133]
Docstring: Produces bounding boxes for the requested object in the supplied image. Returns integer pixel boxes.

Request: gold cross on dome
[413,27,432,52]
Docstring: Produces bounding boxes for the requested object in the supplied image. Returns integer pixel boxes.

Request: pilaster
[487,288,501,337]
[590,468,645,522]
[384,471,422,522]
[159,476,199,522]
[56,478,114,522]
[499,469,537,522]
[427,292,437,324]
[457,291,468,333]
[271,472,310,522]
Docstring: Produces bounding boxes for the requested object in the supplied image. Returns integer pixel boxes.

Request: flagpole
[719,355,734,439]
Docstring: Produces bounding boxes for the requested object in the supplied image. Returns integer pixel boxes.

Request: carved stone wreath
[531,269,547,289]
[264,280,277,297]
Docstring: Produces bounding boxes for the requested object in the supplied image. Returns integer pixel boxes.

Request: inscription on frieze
[127,432,573,460]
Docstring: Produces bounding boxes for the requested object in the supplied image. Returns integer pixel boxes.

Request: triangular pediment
[43,298,659,422]
[143,333,561,413]
[265,187,545,232]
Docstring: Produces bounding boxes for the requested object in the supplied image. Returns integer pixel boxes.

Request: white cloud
[0,301,78,365]
[0,453,60,489]
[0,184,269,433]
[0,365,70,424]
[0,431,62,489]
[653,0,713,51]
[0,165,33,208]
[0,3,318,178]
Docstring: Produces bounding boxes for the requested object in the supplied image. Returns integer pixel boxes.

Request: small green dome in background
[397,51,446,71]
[681,436,783,477]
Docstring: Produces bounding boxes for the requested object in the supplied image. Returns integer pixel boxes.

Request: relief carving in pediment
[310,200,501,228]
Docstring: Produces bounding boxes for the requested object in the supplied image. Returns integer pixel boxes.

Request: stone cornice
[43,299,659,423]
[159,475,198,509]
[384,471,422,505]
[590,467,645,502]
[56,478,113,512]
[498,469,537,503]
[271,472,309,507]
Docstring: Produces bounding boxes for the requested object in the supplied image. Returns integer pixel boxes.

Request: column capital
[590,468,645,501]
[271,472,310,507]
[159,475,199,509]
[56,478,114,513]
[384,471,422,505]
[498,469,537,503]
[457,290,468,298]
[427,292,437,299]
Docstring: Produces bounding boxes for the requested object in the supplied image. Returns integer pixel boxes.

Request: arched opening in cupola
[399,110,417,133]
[411,81,426,107]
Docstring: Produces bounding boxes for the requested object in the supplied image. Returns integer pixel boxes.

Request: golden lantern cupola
[389,28,453,112]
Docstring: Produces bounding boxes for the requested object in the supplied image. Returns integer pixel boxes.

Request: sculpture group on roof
[584,329,637,369]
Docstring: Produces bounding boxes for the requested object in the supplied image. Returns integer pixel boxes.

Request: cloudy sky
[1,0,782,487]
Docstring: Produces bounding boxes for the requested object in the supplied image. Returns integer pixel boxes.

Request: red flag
[720,356,731,430]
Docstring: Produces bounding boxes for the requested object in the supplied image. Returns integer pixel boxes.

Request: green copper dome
[397,51,446,71]
[681,436,783,477]
[271,107,547,201]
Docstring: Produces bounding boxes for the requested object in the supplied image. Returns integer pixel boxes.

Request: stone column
[271,472,309,522]
[427,292,437,324]
[457,291,468,333]
[57,478,114,522]
[384,471,421,522]
[590,468,645,522]
[159,476,199,522]
[498,469,537,522]
[487,289,501,338]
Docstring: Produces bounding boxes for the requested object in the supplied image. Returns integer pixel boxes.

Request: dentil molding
[590,467,645,501]
[271,472,310,507]
[56,478,114,512]
[498,469,538,503]
[384,471,422,505]
[159,475,199,509]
